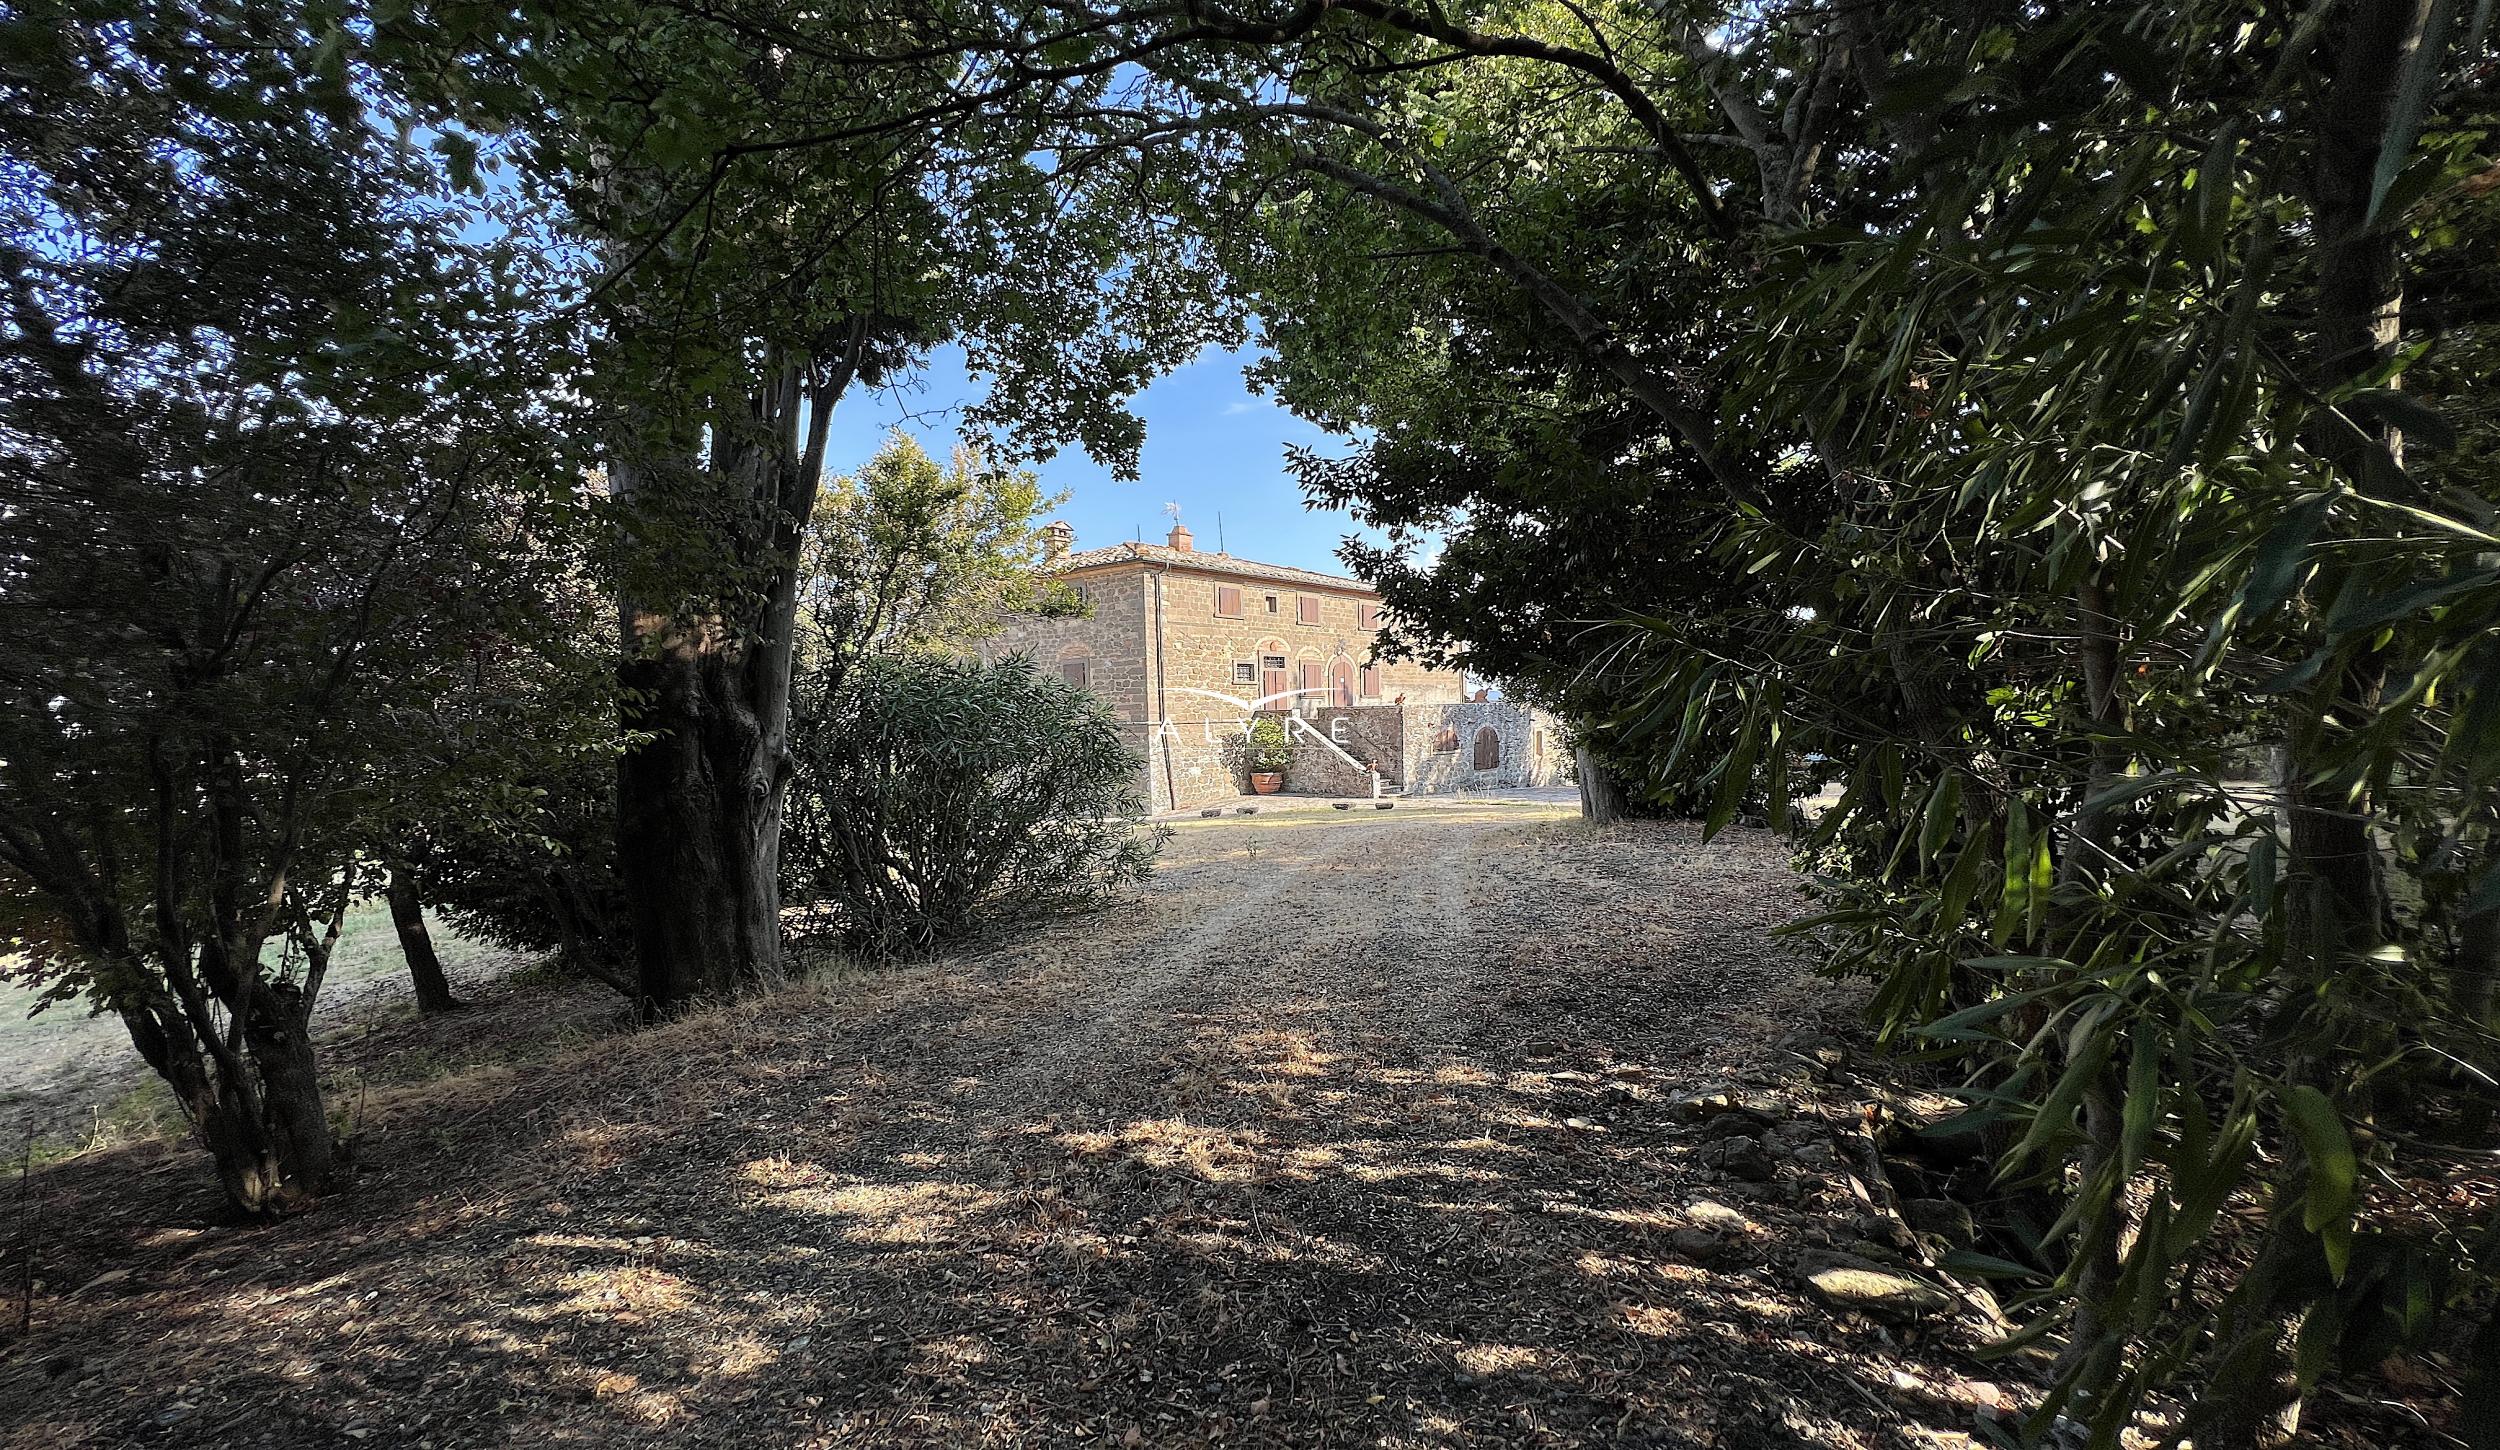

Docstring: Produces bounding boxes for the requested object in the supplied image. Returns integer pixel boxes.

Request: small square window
[1264,593,1280,613]
[1060,660,1090,689]
[1233,661,1257,684]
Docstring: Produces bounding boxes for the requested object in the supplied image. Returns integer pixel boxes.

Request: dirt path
[0,804,2017,1449]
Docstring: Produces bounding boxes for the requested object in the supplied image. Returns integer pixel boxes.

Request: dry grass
[0,810,2449,1447]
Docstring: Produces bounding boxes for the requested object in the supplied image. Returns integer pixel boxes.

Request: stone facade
[985,522,1560,809]
[1400,700,1568,793]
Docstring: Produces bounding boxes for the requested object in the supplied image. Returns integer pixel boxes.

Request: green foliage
[1244,715,1294,775]
[781,656,1160,958]
[800,430,1083,677]
[0,0,596,1211]
[1110,0,2499,1435]
[416,747,634,995]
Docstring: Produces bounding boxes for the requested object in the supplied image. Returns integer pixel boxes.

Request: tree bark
[616,632,789,1014]
[611,334,865,1017]
[1575,744,1636,824]
[385,863,462,1013]
[2052,578,2130,1394]
[115,981,335,1216]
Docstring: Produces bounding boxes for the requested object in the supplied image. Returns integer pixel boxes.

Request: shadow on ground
[0,816,2007,1448]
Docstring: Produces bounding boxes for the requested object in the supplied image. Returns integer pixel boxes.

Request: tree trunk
[2052,578,2130,1394]
[1575,744,1635,824]
[117,984,336,1216]
[385,863,462,1014]
[606,335,864,1018]
[2205,6,2437,1444]
[616,635,788,1015]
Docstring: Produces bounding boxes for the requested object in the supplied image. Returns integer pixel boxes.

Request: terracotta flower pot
[1249,772,1285,795]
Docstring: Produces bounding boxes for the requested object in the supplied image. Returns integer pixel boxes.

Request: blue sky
[818,341,1395,579]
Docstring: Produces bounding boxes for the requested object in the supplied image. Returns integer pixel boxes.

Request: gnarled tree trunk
[616,628,790,1012]
[116,980,336,1216]
[612,331,869,1017]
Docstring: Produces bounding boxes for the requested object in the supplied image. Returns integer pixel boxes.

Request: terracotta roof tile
[1055,542,1376,594]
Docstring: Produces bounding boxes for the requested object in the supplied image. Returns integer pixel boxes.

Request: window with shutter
[1360,665,1381,697]
[1296,594,1320,625]
[1357,602,1380,629]
[1214,585,1242,617]
[1059,660,1089,689]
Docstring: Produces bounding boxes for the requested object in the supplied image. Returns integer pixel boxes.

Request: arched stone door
[1330,659,1355,707]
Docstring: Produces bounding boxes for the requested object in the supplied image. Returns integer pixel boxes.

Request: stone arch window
[1472,725,1502,771]
[1056,644,1091,691]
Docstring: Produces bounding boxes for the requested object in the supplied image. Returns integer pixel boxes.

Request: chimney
[1042,520,1074,563]
[1166,520,1194,552]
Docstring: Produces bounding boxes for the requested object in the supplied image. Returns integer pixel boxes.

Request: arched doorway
[1473,725,1502,771]
[1330,658,1355,708]
[1294,651,1324,711]
[1257,638,1288,706]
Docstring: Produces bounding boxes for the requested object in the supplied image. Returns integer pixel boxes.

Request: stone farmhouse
[980,520,1564,810]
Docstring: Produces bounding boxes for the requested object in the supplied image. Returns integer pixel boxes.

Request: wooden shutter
[1360,665,1381,697]
[1059,660,1089,689]
[1357,602,1379,629]
[1214,585,1242,617]
[1473,727,1502,770]
[1297,594,1320,625]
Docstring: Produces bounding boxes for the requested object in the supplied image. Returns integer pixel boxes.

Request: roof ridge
[1054,540,1375,592]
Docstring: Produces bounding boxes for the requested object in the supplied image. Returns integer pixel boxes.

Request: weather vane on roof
[1162,501,1181,522]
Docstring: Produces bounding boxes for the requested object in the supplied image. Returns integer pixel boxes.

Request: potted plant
[1245,714,1292,794]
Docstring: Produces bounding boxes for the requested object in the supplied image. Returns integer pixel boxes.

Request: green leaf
[2246,832,2279,919]
[1935,821,1995,929]
[1939,1249,2043,1281]
[2284,1084,2356,1235]
[2367,0,2458,227]
[1993,800,2032,947]
[2120,1030,2160,1176]
[2324,565,2500,634]
[2241,498,2329,620]
[2463,862,2500,919]
[1919,772,1961,872]
[2009,1018,2113,1170]
[1920,984,2055,1043]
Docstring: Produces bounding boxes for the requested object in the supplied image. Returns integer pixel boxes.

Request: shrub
[782,654,1162,957]
[1245,714,1293,775]
[417,755,634,997]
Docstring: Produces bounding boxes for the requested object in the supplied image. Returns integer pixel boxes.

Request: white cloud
[1221,400,1257,416]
